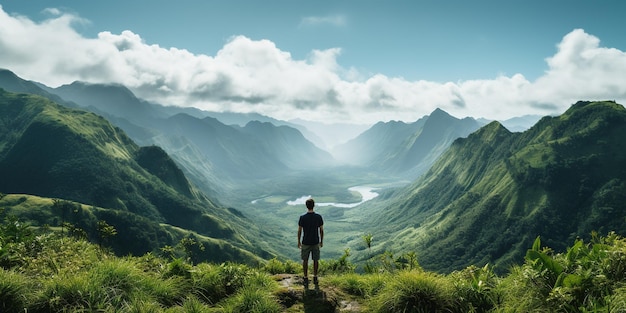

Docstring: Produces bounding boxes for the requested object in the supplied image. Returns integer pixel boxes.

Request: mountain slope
[332,108,482,178]
[0,69,69,106]
[53,81,168,124]
[363,101,626,273]
[239,120,335,169]
[0,88,269,262]
[50,79,335,182]
[382,108,482,174]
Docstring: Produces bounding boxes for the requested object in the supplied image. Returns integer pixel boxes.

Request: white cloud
[533,29,626,105]
[1,7,625,125]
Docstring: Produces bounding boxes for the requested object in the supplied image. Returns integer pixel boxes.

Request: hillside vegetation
[0,89,272,263]
[361,100,626,273]
[1,210,625,312]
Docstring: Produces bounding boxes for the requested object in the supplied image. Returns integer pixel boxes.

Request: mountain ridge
[0,88,270,262]
[332,108,483,178]
[361,100,626,273]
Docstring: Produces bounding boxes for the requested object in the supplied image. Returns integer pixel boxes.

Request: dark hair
[305,198,315,210]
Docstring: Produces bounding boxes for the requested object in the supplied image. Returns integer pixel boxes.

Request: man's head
[306,198,315,210]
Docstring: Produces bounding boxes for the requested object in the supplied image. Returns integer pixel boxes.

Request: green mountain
[332,119,423,166]
[50,79,335,183]
[333,108,482,178]
[0,69,70,107]
[0,88,270,263]
[238,120,335,169]
[362,101,626,273]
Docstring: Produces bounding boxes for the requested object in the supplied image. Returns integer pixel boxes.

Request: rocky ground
[273,274,362,313]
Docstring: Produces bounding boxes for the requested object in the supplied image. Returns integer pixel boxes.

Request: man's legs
[312,245,320,284]
[302,259,309,278]
[301,244,313,283]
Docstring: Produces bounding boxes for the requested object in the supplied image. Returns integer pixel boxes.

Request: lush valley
[0,89,271,263]
[2,66,626,311]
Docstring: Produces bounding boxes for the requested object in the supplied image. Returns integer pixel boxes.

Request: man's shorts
[301,244,320,261]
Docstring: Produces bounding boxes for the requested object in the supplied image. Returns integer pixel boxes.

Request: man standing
[298,198,324,286]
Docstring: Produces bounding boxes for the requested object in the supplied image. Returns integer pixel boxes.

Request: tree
[362,233,373,254]
[96,220,117,248]
[178,236,204,264]
[52,199,75,237]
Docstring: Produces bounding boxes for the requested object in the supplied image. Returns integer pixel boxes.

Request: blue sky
[1,0,625,124]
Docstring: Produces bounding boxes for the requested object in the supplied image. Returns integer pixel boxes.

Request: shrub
[283,259,300,274]
[121,296,163,313]
[177,296,219,313]
[142,271,189,307]
[496,233,626,312]
[368,270,456,313]
[192,262,251,305]
[0,269,28,312]
[222,286,281,313]
[450,264,501,312]
[35,271,111,312]
[262,257,285,275]
[328,272,387,298]
[319,248,355,275]
[166,258,193,279]
[245,271,279,290]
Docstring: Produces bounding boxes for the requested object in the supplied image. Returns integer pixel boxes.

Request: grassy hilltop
[1,210,626,312]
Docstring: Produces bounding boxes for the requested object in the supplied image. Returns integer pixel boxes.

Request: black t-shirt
[298,211,324,245]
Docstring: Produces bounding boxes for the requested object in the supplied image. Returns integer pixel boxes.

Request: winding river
[286,186,379,208]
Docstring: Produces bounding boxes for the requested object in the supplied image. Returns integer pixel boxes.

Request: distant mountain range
[0,69,336,199]
[362,100,626,273]
[333,108,483,178]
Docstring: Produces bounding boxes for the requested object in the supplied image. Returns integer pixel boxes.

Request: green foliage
[0,90,267,265]
[368,270,456,313]
[363,250,421,274]
[450,264,501,313]
[191,262,254,305]
[179,236,205,264]
[2,210,626,313]
[166,258,193,279]
[222,286,281,313]
[262,257,300,275]
[0,211,36,268]
[362,233,373,250]
[97,219,118,248]
[328,272,387,298]
[0,269,28,312]
[498,232,626,312]
[319,248,356,275]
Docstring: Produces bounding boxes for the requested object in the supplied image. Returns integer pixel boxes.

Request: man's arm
[297,226,302,248]
[319,225,324,248]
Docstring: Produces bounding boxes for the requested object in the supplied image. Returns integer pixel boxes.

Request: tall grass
[222,286,282,313]
[262,257,300,275]
[367,270,456,313]
[449,264,501,312]
[122,298,163,313]
[328,272,387,298]
[4,212,626,313]
[0,269,28,312]
[35,271,110,312]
